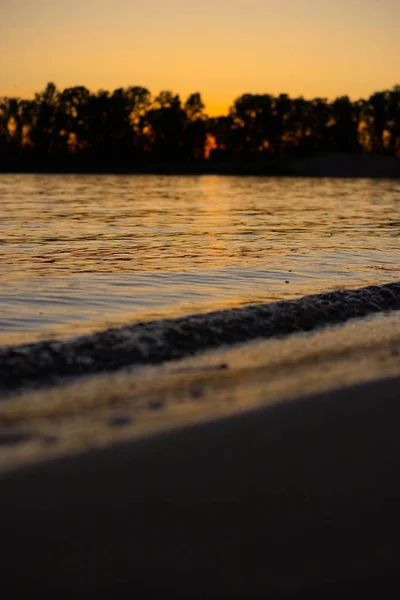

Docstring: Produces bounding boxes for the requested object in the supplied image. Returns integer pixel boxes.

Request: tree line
[1,82,399,172]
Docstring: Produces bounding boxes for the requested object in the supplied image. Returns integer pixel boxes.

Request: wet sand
[1,307,400,597]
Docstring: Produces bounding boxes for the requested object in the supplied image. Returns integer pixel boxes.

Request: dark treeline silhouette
[1,82,399,174]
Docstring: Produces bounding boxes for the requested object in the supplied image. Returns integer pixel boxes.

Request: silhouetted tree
[1,82,399,171]
[182,93,208,160]
[331,96,361,153]
[144,91,186,161]
[386,86,400,155]
[29,82,61,158]
[229,94,275,155]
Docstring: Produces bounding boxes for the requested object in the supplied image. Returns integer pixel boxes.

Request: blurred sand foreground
[1,310,400,596]
[1,309,400,471]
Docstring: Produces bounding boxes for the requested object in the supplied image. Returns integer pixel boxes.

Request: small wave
[1,281,400,392]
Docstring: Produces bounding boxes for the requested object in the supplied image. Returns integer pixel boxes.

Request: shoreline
[1,280,400,393]
[1,307,400,471]
[2,153,400,179]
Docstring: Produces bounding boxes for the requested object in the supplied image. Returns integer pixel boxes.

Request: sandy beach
[1,307,400,470]
[1,304,400,596]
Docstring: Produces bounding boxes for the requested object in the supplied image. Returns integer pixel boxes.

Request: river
[1,174,399,345]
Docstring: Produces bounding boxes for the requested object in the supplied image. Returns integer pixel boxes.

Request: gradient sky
[1,0,399,115]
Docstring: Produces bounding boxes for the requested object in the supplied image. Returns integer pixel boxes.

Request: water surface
[1,174,399,344]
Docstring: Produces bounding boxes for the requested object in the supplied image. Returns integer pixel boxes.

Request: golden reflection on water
[0,174,399,344]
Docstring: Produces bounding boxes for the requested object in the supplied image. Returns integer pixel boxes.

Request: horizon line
[1,81,399,117]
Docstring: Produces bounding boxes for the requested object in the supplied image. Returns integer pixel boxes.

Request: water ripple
[0,174,399,344]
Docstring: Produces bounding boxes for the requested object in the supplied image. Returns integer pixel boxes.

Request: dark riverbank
[2,153,400,178]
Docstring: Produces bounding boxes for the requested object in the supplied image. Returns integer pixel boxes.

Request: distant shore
[2,153,400,178]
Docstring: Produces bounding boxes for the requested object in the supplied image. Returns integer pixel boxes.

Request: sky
[1,0,399,115]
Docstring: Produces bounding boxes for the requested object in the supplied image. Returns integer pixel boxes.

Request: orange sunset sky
[1,0,399,115]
